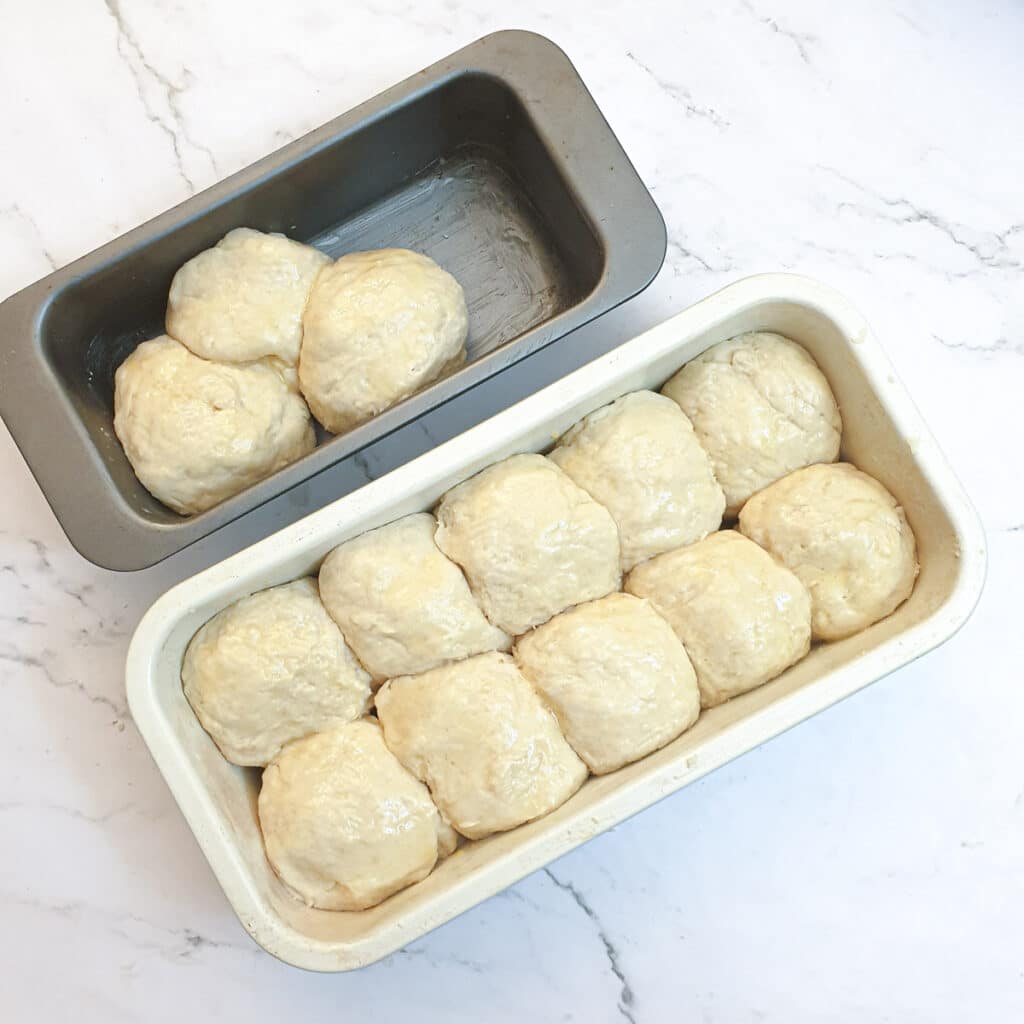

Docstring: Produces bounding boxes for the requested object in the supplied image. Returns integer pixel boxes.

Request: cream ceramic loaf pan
[126,274,986,971]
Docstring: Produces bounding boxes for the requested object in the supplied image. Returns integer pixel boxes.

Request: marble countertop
[2,1,1022,1019]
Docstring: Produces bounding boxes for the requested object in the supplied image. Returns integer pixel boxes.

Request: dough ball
[434,454,621,636]
[113,336,315,515]
[258,719,456,911]
[626,531,811,708]
[739,462,918,640]
[298,249,468,434]
[166,227,329,366]
[375,652,587,839]
[661,332,841,514]
[181,578,371,766]
[514,592,700,775]
[549,390,725,570]
[318,513,510,681]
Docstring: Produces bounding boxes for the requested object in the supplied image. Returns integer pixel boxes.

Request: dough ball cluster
[181,327,919,913]
[116,232,468,516]
[113,336,315,515]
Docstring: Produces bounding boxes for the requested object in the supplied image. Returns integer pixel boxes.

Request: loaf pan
[126,274,986,971]
[0,30,666,570]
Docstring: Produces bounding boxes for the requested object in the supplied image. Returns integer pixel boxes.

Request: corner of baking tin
[473,29,577,70]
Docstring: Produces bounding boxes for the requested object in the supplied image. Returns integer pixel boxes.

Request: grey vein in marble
[932,334,1023,358]
[2,204,58,271]
[4,891,257,963]
[102,0,218,193]
[625,51,730,129]
[544,867,637,1024]
[739,0,816,66]
[820,166,1023,272]
[0,648,126,717]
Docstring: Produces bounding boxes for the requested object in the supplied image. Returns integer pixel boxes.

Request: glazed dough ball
[626,531,811,708]
[739,462,919,641]
[298,249,468,434]
[166,227,329,366]
[113,336,315,514]
[549,390,725,570]
[318,513,510,681]
[375,652,587,839]
[181,578,371,766]
[661,332,842,514]
[258,719,457,911]
[514,593,700,774]
[434,454,621,635]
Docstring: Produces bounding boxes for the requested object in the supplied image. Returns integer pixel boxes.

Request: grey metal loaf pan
[0,30,665,570]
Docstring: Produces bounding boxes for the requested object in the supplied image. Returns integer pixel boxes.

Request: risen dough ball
[626,531,811,708]
[166,228,329,366]
[434,454,621,635]
[181,578,371,766]
[113,336,315,514]
[739,462,918,641]
[258,719,456,911]
[661,332,842,514]
[514,593,700,774]
[375,652,587,839]
[549,391,725,570]
[318,513,510,681]
[298,249,468,434]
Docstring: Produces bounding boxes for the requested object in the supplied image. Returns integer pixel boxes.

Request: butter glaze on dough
[514,592,701,774]
[626,530,812,708]
[299,248,468,434]
[113,335,315,515]
[167,227,329,366]
[181,577,371,766]
[661,332,841,515]
[739,462,918,640]
[434,453,621,635]
[258,719,457,911]
[550,390,725,570]
[318,512,510,681]
[375,651,588,840]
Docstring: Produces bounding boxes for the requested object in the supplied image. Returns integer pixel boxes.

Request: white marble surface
[1,0,1022,1018]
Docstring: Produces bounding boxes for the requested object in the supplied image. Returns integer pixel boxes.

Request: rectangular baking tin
[126,274,986,971]
[0,30,665,570]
